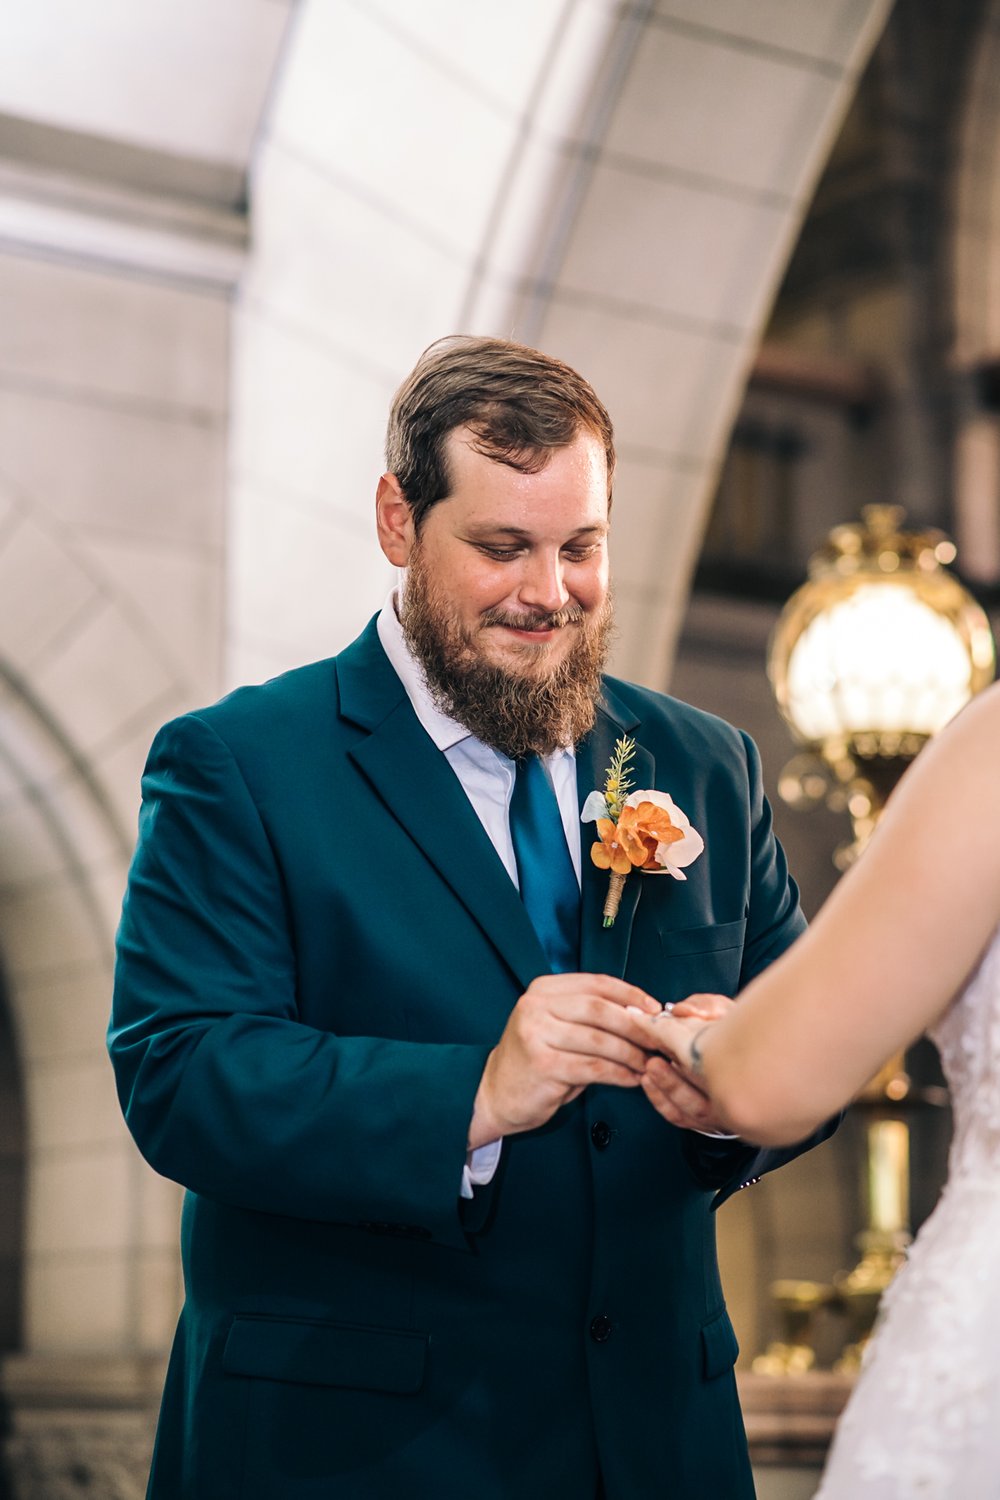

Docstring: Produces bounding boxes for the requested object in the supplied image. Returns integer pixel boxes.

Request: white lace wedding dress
[816,923,1000,1498]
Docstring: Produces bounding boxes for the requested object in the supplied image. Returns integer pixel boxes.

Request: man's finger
[645,1053,705,1095]
[579,1060,645,1090]
[545,1023,650,1075]
[562,973,661,1014]
[643,1082,716,1132]
[644,1056,712,1119]
[546,993,665,1042]
[640,1071,690,1128]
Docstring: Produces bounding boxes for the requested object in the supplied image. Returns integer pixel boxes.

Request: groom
[110,336,830,1500]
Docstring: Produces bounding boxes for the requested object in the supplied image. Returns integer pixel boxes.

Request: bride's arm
[641,682,1000,1147]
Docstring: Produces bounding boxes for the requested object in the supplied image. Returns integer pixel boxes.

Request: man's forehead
[442,427,608,508]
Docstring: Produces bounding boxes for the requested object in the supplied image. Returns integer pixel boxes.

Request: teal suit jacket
[110,617,820,1500]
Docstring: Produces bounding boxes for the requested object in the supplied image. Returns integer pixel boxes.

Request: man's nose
[518,551,570,613]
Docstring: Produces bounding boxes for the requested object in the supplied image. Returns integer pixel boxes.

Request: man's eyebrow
[462,523,608,539]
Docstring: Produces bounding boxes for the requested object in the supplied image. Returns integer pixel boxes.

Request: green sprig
[603,735,636,822]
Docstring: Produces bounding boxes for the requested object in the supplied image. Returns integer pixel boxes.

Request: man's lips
[484,612,583,641]
[498,622,562,640]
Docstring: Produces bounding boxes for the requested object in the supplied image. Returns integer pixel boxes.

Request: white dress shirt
[377,593,582,1198]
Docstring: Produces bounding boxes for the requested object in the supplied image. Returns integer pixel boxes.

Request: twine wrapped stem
[602,870,628,927]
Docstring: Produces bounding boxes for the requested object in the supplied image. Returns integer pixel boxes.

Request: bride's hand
[635,994,735,1131]
[635,993,732,1069]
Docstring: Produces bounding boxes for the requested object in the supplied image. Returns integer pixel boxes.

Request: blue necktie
[509,755,581,973]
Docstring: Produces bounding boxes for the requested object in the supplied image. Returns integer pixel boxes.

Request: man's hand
[635,994,737,1134]
[468,974,662,1148]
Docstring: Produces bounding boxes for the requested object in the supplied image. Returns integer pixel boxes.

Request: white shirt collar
[375,590,576,772]
[376,590,472,753]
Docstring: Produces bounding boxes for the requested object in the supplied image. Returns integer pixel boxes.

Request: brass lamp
[768,504,995,868]
[760,505,995,1371]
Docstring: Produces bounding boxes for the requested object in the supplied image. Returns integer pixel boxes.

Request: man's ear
[376,473,415,566]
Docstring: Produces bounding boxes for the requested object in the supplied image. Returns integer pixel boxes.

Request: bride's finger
[672,993,732,1022]
[635,1013,700,1063]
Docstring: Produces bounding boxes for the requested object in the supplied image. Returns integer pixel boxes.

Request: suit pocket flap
[658,918,746,958]
[700,1308,739,1380]
[223,1316,428,1394]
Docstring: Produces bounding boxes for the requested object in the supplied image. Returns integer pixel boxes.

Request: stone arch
[0,482,186,1359]
[0,228,231,1484]
[0,664,173,1360]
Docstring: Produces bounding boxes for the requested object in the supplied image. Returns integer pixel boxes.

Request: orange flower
[622,801,685,869]
[591,801,684,874]
[591,818,632,874]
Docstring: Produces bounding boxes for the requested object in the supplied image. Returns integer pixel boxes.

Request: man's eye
[477,545,520,560]
[563,546,599,561]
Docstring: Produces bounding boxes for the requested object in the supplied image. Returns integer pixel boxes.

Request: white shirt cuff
[460,1138,503,1199]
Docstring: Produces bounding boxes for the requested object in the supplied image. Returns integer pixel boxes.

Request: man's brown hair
[385,335,616,530]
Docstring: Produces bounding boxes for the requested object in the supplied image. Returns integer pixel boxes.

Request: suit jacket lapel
[337,622,548,992]
[576,691,654,979]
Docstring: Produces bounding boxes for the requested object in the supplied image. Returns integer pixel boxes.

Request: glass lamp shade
[769,508,995,757]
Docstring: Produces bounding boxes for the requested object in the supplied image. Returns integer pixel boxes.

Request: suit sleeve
[109,713,490,1252]
[682,728,838,1201]
[737,729,807,984]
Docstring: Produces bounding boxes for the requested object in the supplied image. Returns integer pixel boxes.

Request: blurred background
[1,1,999,1496]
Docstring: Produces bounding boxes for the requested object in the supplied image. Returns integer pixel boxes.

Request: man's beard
[399,549,614,759]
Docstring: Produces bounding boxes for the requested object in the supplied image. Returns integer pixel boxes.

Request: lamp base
[753,1279,832,1377]
[830,1229,910,1372]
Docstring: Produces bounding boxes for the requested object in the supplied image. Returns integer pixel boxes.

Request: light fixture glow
[784,583,977,742]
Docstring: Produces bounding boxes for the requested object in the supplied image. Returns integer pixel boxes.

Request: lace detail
[816,925,1000,1499]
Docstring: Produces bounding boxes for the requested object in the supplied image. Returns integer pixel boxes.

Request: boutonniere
[581,735,705,927]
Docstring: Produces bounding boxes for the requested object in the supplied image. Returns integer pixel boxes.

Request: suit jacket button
[591,1120,612,1151]
[590,1315,613,1344]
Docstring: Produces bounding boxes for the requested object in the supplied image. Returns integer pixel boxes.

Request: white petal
[625,788,672,813]
[665,827,705,869]
[580,791,610,823]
